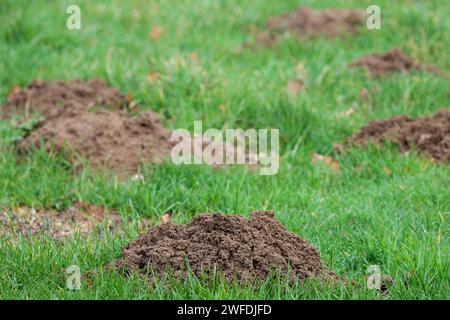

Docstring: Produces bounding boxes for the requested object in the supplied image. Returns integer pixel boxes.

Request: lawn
[0,0,448,299]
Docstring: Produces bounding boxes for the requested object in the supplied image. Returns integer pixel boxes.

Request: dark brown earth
[3,79,257,175]
[349,48,446,76]
[1,79,175,174]
[348,109,450,162]
[18,107,173,174]
[114,211,325,282]
[2,78,128,119]
[263,6,365,43]
[0,202,121,241]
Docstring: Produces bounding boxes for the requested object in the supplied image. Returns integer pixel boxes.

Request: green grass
[0,0,449,299]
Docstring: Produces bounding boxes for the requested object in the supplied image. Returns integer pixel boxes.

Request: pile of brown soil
[266,6,365,38]
[18,107,172,174]
[349,48,445,76]
[3,79,258,175]
[2,79,172,174]
[0,202,121,241]
[2,78,128,119]
[348,109,450,162]
[114,211,325,282]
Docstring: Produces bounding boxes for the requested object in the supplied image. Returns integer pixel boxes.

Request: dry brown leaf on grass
[189,51,198,63]
[125,92,140,112]
[147,70,158,85]
[359,88,369,101]
[7,84,22,101]
[130,174,145,182]
[380,274,394,293]
[311,152,340,172]
[160,213,172,224]
[336,107,356,118]
[287,79,304,96]
[150,25,163,41]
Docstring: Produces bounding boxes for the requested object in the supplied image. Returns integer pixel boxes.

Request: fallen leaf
[7,84,21,101]
[150,25,163,41]
[189,51,198,63]
[160,213,172,224]
[287,79,304,96]
[125,92,139,112]
[337,107,356,118]
[131,174,144,182]
[380,274,394,293]
[147,70,158,85]
[311,152,340,172]
[359,88,369,100]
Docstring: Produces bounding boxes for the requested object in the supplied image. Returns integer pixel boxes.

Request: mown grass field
[0,0,449,299]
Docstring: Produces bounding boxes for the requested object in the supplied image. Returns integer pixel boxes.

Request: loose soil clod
[114,211,326,282]
[349,48,445,76]
[348,109,450,162]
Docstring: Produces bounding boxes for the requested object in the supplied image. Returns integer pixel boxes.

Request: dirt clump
[348,109,450,162]
[0,202,121,241]
[114,211,325,282]
[264,6,364,42]
[349,48,446,76]
[3,79,259,175]
[18,107,173,174]
[1,78,172,175]
[2,78,128,119]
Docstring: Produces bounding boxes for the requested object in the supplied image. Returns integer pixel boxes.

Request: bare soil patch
[0,202,121,241]
[348,109,450,162]
[114,211,326,282]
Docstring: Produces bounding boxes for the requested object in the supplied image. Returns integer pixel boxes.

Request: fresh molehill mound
[348,109,450,162]
[114,211,325,282]
[266,6,365,38]
[2,78,128,119]
[349,48,445,76]
[0,202,121,241]
[18,107,172,174]
[4,79,258,175]
[2,79,172,174]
